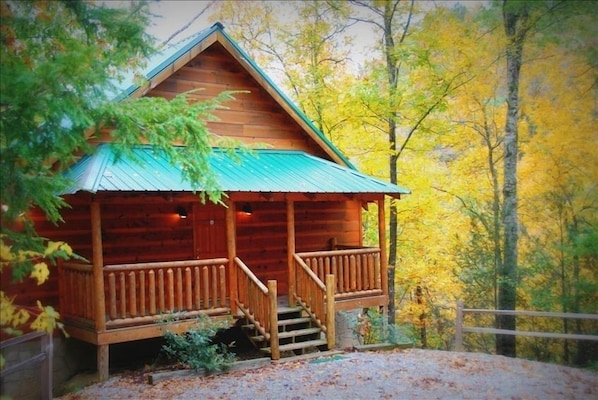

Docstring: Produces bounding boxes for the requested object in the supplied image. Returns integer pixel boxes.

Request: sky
[147,1,216,44]
[146,0,489,45]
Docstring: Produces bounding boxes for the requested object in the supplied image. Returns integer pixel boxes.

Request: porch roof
[63,144,409,198]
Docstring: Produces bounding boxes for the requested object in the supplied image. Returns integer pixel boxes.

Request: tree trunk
[497,0,528,358]
[415,285,427,348]
[384,2,400,325]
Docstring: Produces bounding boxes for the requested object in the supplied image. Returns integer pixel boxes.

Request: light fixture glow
[242,203,253,215]
[177,206,188,219]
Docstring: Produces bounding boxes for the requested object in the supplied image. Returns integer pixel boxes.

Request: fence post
[40,333,53,400]
[456,300,464,352]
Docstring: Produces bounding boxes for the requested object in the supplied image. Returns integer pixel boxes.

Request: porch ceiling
[63,144,410,197]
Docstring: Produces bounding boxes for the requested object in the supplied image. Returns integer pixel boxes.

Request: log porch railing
[60,249,382,345]
[293,254,335,349]
[59,262,95,323]
[234,257,279,359]
[60,258,229,328]
[296,248,383,300]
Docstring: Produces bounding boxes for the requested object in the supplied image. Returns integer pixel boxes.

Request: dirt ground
[58,348,597,399]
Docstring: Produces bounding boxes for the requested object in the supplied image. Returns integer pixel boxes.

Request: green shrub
[161,315,236,373]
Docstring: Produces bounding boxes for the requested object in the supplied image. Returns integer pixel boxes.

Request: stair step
[261,339,328,354]
[241,316,311,332]
[250,327,321,342]
[277,317,311,327]
[242,317,310,330]
[277,306,304,314]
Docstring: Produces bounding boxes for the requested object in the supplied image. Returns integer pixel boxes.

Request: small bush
[161,315,236,372]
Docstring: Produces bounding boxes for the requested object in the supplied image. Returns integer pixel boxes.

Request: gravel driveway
[59,348,597,399]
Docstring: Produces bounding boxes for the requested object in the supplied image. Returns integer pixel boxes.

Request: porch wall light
[242,203,253,215]
[177,206,188,219]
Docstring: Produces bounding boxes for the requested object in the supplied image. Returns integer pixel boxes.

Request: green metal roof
[113,22,355,169]
[63,145,409,198]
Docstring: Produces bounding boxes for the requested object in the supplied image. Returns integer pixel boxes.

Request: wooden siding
[235,200,362,295]
[7,194,226,308]
[6,198,95,309]
[295,201,362,252]
[146,42,331,158]
[235,202,288,293]
[100,201,193,265]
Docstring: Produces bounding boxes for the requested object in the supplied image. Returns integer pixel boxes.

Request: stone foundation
[334,309,361,349]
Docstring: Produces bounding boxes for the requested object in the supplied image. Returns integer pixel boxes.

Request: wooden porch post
[226,201,238,314]
[286,200,296,306]
[91,198,108,381]
[378,198,388,305]
[325,274,336,349]
[268,280,280,360]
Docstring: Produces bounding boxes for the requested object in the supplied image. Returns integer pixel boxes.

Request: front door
[193,203,227,259]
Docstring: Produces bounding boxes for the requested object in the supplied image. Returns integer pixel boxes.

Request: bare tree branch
[160,1,215,47]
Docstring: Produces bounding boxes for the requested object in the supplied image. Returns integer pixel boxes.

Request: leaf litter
[58,348,597,400]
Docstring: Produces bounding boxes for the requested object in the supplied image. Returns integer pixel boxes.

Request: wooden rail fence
[455,300,598,351]
[0,331,53,400]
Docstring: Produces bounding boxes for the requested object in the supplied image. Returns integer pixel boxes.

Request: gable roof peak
[121,21,354,169]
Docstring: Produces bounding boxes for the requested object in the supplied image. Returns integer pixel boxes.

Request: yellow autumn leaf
[0,291,30,329]
[14,308,30,327]
[0,240,14,263]
[0,292,16,323]
[30,303,61,333]
[44,241,62,256]
[44,241,74,257]
[61,242,73,256]
[31,262,50,285]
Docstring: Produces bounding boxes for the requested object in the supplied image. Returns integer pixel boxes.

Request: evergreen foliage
[0,0,236,339]
[161,315,236,373]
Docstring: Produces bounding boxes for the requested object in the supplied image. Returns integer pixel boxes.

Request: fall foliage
[212,0,597,365]
[1,0,596,374]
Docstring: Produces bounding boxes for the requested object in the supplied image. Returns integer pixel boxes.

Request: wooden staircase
[241,305,328,357]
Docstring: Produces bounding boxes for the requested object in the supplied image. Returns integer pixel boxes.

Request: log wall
[295,201,362,251]
[5,197,94,309]
[8,193,362,308]
[7,194,227,309]
[114,42,329,159]
[235,200,361,295]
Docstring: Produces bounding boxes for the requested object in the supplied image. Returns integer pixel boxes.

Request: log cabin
[7,22,409,380]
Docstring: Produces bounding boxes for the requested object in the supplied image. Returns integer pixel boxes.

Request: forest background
[1,0,595,371]
[172,0,598,367]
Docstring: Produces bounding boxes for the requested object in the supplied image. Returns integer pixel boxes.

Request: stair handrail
[234,257,279,359]
[294,254,326,290]
[293,254,335,349]
[235,257,268,293]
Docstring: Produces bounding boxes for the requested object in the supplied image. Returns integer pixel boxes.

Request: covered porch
[58,195,389,380]
[57,145,406,379]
